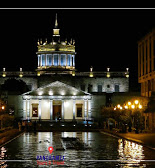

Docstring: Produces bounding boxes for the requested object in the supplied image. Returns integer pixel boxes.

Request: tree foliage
[1,78,30,94]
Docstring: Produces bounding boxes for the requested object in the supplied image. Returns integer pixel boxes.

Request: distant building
[138,29,155,131]
[0,14,129,122]
[138,29,155,97]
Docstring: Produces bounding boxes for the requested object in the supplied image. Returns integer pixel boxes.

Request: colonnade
[38,54,75,68]
[23,98,91,120]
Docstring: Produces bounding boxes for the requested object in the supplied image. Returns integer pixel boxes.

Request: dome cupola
[36,14,76,72]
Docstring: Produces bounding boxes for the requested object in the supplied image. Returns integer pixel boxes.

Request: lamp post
[114,100,143,133]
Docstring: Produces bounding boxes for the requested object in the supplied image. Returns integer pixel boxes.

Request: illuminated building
[138,29,155,131]
[138,29,155,97]
[0,14,129,121]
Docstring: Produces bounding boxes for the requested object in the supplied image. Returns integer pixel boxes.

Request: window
[107,85,110,88]
[80,85,85,91]
[139,46,141,77]
[47,54,52,66]
[67,54,71,66]
[38,55,41,66]
[142,43,144,75]
[115,84,119,92]
[88,84,93,93]
[41,54,45,66]
[61,54,66,66]
[32,104,38,117]
[106,93,112,107]
[145,41,147,73]
[98,85,102,92]
[54,54,58,66]
[149,38,151,72]
[76,104,83,117]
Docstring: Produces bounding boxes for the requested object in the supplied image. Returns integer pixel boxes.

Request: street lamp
[124,105,128,109]
[114,100,143,133]
[139,104,142,109]
[117,104,120,108]
[135,100,139,105]
[131,105,135,109]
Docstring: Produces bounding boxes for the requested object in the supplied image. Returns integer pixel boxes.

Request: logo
[36,146,65,166]
[48,146,53,154]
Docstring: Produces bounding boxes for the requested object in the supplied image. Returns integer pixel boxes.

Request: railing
[0,71,127,77]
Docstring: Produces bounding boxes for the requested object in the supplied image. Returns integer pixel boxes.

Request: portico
[22,81,92,121]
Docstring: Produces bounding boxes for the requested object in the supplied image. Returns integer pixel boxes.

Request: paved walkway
[0,129,22,147]
[101,129,155,150]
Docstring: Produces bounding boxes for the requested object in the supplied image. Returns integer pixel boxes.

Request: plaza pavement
[0,129,22,147]
[101,129,155,150]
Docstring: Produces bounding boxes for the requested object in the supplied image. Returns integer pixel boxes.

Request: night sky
[0,9,155,91]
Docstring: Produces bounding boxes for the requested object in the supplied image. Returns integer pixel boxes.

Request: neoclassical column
[41,55,42,66]
[70,55,72,67]
[52,54,54,66]
[61,100,64,120]
[88,100,91,119]
[84,99,88,119]
[26,99,30,120]
[23,99,26,120]
[73,99,76,120]
[39,99,42,120]
[66,55,68,66]
[38,55,40,67]
[58,54,61,66]
[73,55,75,67]
[50,99,53,120]
[45,54,47,66]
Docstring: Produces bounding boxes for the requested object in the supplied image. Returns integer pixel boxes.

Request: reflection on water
[118,139,146,168]
[0,132,155,167]
[0,147,7,168]
[118,139,144,161]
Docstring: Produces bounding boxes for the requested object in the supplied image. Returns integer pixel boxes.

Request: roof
[22,81,91,97]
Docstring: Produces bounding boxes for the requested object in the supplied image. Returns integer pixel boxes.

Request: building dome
[36,14,76,71]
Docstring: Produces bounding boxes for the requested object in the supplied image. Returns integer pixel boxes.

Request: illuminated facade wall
[138,29,155,97]
[138,29,155,131]
[24,99,87,120]
[0,14,130,122]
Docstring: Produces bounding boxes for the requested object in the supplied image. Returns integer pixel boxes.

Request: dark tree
[1,78,30,94]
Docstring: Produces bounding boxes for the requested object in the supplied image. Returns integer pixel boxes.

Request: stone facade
[0,14,130,121]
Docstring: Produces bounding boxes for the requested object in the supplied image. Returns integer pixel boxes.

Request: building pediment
[22,81,91,97]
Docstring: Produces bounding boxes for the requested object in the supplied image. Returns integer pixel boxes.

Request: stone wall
[7,95,23,118]
[37,75,129,93]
